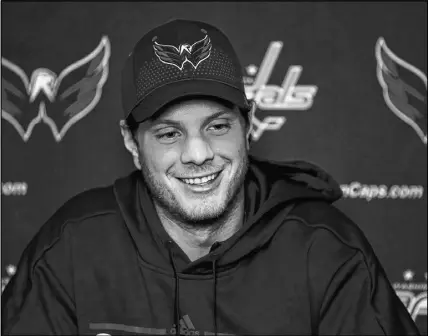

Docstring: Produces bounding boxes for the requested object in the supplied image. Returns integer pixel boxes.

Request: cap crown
[122,19,246,118]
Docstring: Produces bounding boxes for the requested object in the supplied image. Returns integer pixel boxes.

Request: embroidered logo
[153,32,212,71]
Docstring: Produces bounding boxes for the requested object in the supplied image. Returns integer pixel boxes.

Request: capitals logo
[375,37,427,145]
[243,42,318,141]
[393,270,427,327]
[153,31,212,71]
[1,36,111,142]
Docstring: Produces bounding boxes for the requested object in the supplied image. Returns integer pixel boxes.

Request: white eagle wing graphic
[153,35,211,71]
[42,36,111,141]
[375,37,427,145]
[1,58,42,141]
[153,41,184,70]
[187,35,212,69]
[1,36,111,142]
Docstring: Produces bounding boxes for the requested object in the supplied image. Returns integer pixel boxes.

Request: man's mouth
[176,171,222,187]
[181,172,219,185]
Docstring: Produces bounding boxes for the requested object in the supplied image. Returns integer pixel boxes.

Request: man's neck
[155,195,245,262]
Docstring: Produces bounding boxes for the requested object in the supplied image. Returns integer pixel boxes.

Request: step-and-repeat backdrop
[1,2,426,333]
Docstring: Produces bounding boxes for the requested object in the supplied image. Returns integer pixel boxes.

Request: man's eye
[156,131,180,142]
[209,123,231,134]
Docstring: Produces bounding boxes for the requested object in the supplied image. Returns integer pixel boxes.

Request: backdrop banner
[1,2,426,333]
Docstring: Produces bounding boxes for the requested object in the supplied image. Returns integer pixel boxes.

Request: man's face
[134,98,250,226]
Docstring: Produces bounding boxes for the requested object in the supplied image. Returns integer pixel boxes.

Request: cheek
[140,144,180,174]
[210,133,246,157]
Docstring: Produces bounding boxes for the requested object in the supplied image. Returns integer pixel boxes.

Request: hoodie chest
[74,245,313,335]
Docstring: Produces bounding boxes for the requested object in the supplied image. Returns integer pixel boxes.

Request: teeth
[182,173,218,185]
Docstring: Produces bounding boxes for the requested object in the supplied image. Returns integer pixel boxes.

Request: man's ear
[245,102,256,150]
[119,119,141,170]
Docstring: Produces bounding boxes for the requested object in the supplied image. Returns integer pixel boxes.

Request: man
[2,19,420,335]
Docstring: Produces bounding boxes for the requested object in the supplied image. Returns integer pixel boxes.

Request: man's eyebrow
[151,110,236,128]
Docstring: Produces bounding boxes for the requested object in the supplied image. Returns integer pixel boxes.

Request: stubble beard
[139,150,249,229]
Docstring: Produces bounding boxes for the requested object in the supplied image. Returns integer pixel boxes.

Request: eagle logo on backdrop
[375,37,427,145]
[153,32,212,71]
[1,36,111,142]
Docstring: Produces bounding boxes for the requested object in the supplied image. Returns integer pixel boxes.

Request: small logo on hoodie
[169,315,200,335]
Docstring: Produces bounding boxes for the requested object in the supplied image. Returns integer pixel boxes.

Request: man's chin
[176,208,227,227]
[176,197,226,221]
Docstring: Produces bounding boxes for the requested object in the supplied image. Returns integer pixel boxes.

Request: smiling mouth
[177,171,221,186]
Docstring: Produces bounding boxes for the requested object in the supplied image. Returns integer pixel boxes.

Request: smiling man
[2,19,420,335]
[123,97,251,262]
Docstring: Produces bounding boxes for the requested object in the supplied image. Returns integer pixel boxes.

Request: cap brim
[129,79,251,123]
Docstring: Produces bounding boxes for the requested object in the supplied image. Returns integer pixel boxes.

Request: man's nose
[180,135,214,165]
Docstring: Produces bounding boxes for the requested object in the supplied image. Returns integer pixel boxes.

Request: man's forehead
[149,97,238,124]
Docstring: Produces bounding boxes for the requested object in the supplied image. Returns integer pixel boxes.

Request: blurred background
[1,2,426,333]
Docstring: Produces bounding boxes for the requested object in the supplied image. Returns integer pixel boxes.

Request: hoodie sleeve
[296,200,420,335]
[1,221,78,335]
[317,249,420,335]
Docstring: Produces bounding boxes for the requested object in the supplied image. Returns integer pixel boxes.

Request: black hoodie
[2,155,420,335]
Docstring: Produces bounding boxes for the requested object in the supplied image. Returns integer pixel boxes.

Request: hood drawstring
[210,242,221,336]
[212,259,218,336]
[167,240,221,336]
[167,241,181,335]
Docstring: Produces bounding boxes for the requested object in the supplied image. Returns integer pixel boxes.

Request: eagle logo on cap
[153,35,212,71]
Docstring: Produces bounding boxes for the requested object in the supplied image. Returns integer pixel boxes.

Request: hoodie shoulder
[23,183,120,262]
[53,184,118,224]
[289,200,377,261]
[6,182,121,292]
[37,183,120,245]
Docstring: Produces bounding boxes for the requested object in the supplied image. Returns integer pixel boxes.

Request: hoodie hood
[114,154,342,274]
[245,154,342,216]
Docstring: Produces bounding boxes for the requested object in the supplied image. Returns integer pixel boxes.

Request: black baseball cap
[121,19,251,124]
